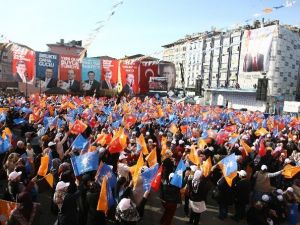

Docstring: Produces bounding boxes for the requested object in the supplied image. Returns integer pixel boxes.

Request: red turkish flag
[151,165,163,192]
[259,140,266,157]
[70,120,88,135]
[224,125,237,133]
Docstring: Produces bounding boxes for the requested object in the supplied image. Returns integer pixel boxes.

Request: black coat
[217,177,234,205]
[188,178,210,202]
[86,191,106,225]
[57,188,82,225]
[65,80,80,93]
[162,158,174,183]
[44,78,57,88]
[85,80,100,93]
[233,178,251,204]
[160,183,181,204]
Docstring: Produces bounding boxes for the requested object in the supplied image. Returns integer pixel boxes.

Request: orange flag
[44,173,54,188]
[255,127,269,136]
[161,136,167,156]
[108,128,127,154]
[136,134,149,155]
[146,148,157,167]
[37,155,49,177]
[202,157,212,177]
[198,139,207,150]
[70,120,88,135]
[169,123,178,134]
[0,199,18,224]
[240,140,252,154]
[97,176,108,214]
[133,152,144,187]
[180,125,188,135]
[189,145,200,166]
[282,164,300,178]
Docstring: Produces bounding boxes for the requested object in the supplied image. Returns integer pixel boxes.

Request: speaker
[256,78,268,101]
[195,79,203,96]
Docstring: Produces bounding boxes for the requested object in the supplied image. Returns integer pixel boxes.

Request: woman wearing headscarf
[187,170,210,225]
[7,191,41,225]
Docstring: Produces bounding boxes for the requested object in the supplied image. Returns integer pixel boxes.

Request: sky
[0,0,299,59]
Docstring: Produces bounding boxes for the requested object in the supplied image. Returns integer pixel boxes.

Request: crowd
[0,93,300,225]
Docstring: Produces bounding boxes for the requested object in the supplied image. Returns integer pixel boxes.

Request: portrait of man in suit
[84,71,100,94]
[43,67,57,89]
[65,69,80,93]
[13,60,33,84]
[120,73,134,97]
[101,70,114,90]
[161,64,176,91]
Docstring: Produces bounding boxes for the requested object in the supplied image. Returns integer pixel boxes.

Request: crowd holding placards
[0,93,300,225]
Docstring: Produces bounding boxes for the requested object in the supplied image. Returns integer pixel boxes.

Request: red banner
[101,59,118,90]
[59,55,81,81]
[11,45,35,84]
[120,60,140,94]
[139,62,159,94]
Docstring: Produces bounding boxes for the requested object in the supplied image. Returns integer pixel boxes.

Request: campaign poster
[241,25,276,72]
[59,55,81,81]
[158,62,176,91]
[101,59,118,90]
[81,58,101,91]
[11,44,35,84]
[139,61,159,94]
[120,60,140,94]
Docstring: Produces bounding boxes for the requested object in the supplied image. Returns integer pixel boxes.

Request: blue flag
[21,107,32,114]
[71,134,88,150]
[273,126,279,138]
[107,181,116,207]
[0,113,6,122]
[170,159,187,188]
[0,137,10,154]
[219,154,237,177]
[71,151,99,176]
[141,163,159,191]
[21,153,33,174]
[13,118,27,125]
[95,162,117,188]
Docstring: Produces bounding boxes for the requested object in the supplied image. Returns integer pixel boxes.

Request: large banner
[242,25,276,72]
[11,44,35,84]
[81,58,101,92]
[101,59,118,90]
[120,60,140,94]
[139,61,159,94]
[158,62,176,91]
[35,52,59,89]
[58,55,81,91]
[59,55,81,81]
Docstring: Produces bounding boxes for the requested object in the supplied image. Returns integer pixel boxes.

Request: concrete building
[162,21,300,113]
[47,39,85,57]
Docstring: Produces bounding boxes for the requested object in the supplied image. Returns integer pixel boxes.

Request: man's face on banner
[162,65,175,90]
[68,69,75,80]
[105,71,112,82]
[88,72,95,81]
[127,73,134,86]
[45,68,53,79]
[17,62,27,75]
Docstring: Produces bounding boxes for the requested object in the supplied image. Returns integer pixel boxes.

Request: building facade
[162,21,300,113]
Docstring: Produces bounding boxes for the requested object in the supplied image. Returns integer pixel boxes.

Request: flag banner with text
[11,44,35,84]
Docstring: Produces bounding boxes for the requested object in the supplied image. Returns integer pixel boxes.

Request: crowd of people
[0,93,300,225]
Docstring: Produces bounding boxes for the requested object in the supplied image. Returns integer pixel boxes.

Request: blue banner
[35,52,59,80]
[81,57,101,82]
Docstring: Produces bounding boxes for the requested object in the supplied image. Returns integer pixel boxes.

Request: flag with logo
[70,120,88,135]
[95,162,117,188]
[218,153,237,187]
[71,134,89,150]
[141,163,159,191]
[170,159,187,188]
[71,151,99,176]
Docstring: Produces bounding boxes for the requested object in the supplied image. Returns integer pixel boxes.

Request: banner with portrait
[158,62,176,91]
[139,61,159,94]
[59,55,81,81]
[120,60,140,94]
[35,52,59,79]
[241,25,276,72]
[101,59,118,90]
[81,58,101,91]
[11,44,35,84]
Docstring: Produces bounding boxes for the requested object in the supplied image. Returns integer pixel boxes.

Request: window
[277,50,281,55]
[283,77,287,81]
[281,56,285,61]
[278,88,282,93]
[286,90,290,94]
[287,46,291,51]
[280,72,284,77]
[285,62,289,66]
[275,67,280,72]
[288,72,291,77]
[292,65,295,69]
[290,83,294,87]
[273,83,278,88]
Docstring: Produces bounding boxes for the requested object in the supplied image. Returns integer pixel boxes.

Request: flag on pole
[170,159,187,188]
[218,154,237,187]
[145,148,157,167]
[151,165,163,192]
